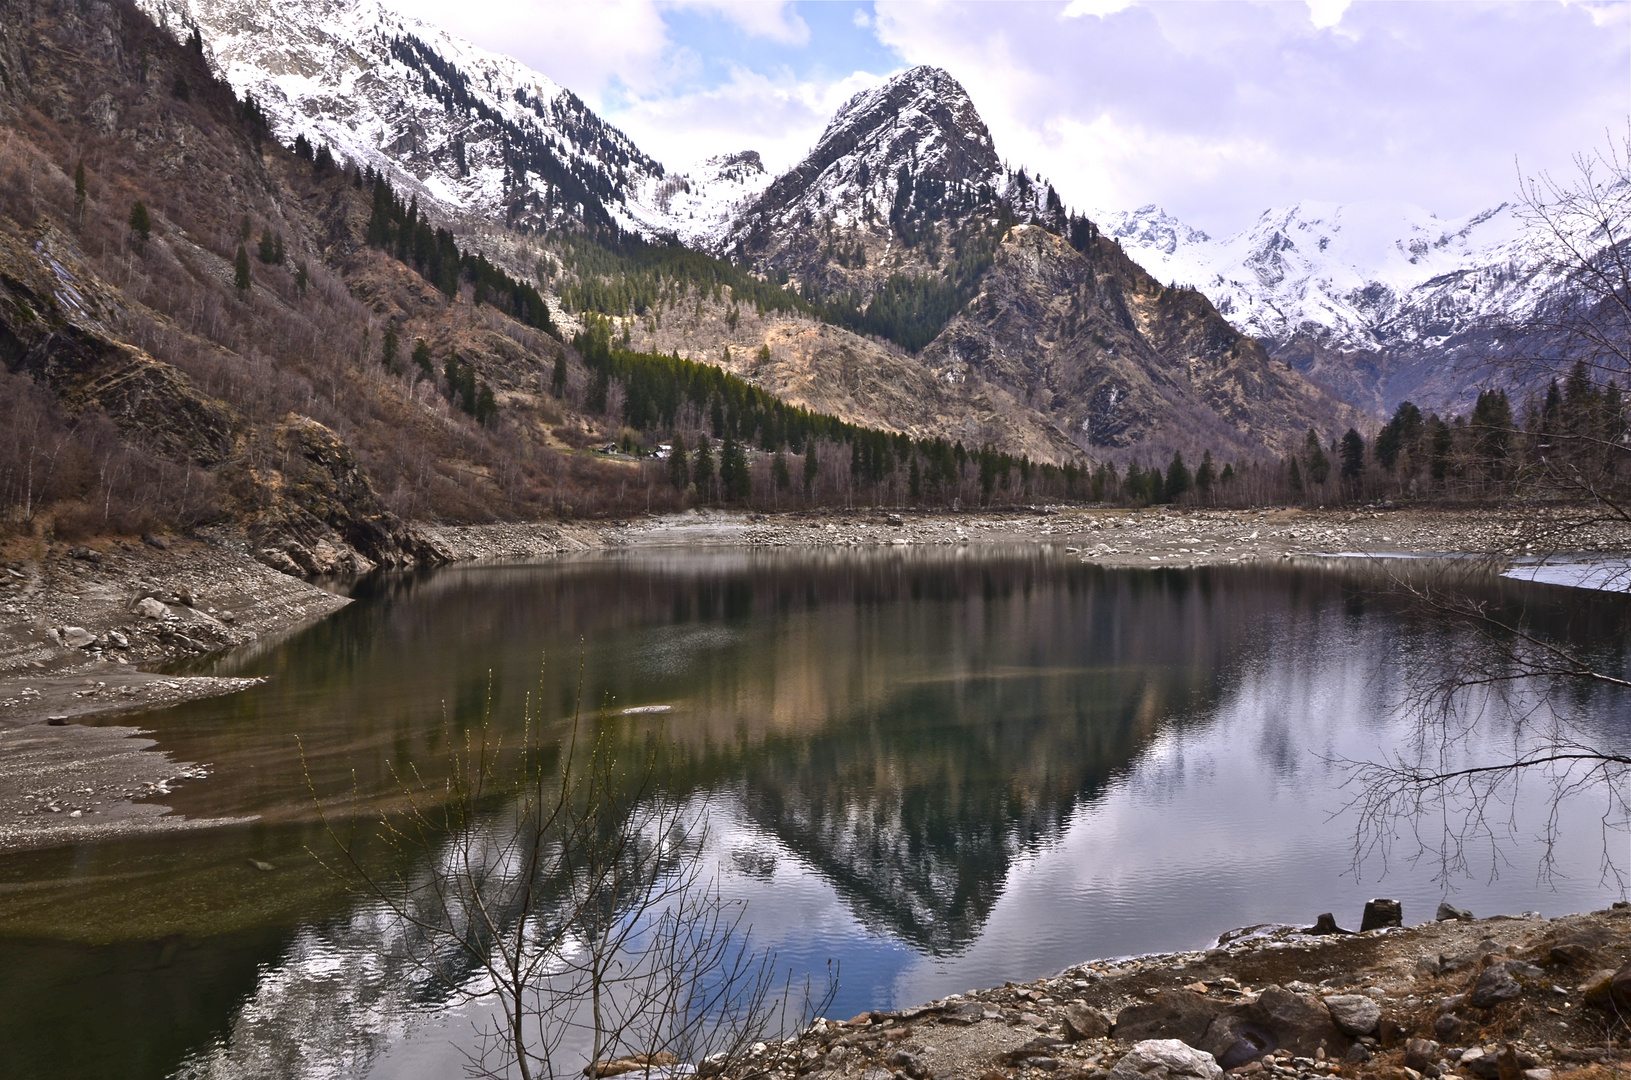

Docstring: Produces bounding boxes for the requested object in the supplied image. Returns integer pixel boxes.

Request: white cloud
[1304,0,1351,30]
[871,0,1631,233]
[676,1,811,46]
[1062,0,1135,17]
[609,65,884,174]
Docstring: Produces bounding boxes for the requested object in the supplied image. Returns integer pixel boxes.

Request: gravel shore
[721,904,1631,1080]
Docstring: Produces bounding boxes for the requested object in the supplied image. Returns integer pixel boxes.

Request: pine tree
[128,200,151,242]
[693,438,715,500]
[1220,462,1235,485]
[551,350,568,396]
[381,325,399,372]
[668,433,690,492]
[721,434,749,502]
[412,338,433,379]
[1195,450,1216,496]
[1340,428,1366,482]
[1287,456,1304,495]
[294,262,309,296]
[258,228,276,264]
[1164,451,1192,502]
[1303,429,1330,485]
[803,445,818,493]
[234,244,251,293]
[476,384,497,425]
[273,233,285,265]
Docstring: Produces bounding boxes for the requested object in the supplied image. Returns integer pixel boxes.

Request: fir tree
[412,338,433,379]
[1339,428,1366,482]
[294,262,309,296]
[668,433,690,492]
[721,434,750,502]
[692,438,715,500]
[73,160,86,226]
[381,325,399,372]
[1164,451,1192,502]
[1220,462,1235,485]
[171,75,190,101]
[1287,456,1304,495]
[476,384,497,425]
[1375,401,1423,472]
[258,228,277,264]
[1195,450,1216,496]
[273,233,285,265]
[803,445,818,493]
[551,350,568,396]
[128,200,151,242]
[233,244,251,293]
[1303,429,1330,485]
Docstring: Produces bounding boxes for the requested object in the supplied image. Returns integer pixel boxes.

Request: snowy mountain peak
[133,0,711,237]
[1099,205,1211,260]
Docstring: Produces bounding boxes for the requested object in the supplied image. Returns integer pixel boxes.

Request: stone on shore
[1107,1040,1222,1080]
[1323,994,1381,1036]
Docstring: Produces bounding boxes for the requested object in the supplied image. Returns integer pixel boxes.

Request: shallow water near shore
[1,547,1629,1079]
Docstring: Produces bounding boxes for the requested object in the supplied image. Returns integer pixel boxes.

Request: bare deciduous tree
[1338,133,1631,890]
[307,667,834,1080]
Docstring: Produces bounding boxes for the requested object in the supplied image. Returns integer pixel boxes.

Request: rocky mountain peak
[724,65,1001,263]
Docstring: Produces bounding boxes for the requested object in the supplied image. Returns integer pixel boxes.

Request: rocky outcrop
[0,227,237,466]
[243,414,442,575]
[921,226,1365,459]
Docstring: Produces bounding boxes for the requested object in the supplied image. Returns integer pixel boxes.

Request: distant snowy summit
[1099,199,1548,410]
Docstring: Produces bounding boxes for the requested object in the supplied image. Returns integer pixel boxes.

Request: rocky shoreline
[706,904,1630,1080]
[0,504,1625,852]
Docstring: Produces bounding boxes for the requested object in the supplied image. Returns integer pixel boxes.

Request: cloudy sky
[385,0,1630,236]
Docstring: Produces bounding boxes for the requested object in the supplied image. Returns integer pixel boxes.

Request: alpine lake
[2,547,1628,1079]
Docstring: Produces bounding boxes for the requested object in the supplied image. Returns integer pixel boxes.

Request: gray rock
[1107,1040,1222,1080]
[105,630,129,648]
[1231,986,1348,1059]
[59,626,95,648]
[1360,899,1402,931]
[1063,1004,1114,1041]
[1403,1038,1439,1072]
[1343,1044,1373,1065]
[1432,1012,1465,1041]
[1113,991,1225,1047]
[140,532,169,550]
[944,1002,987,1026]
[132,596,169,619]
[1322,995,1381,1037]
[1468,963,1523,1008]
[1436,902,1473,921]
[886,1050,929,1079]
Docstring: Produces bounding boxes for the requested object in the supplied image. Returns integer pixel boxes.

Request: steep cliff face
[921,227,1363,459]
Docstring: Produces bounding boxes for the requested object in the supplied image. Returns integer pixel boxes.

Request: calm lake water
[1,548,1628,1079]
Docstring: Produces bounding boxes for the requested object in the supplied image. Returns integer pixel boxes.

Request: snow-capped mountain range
[137,0,1581,417]
[134,0,769,244]
[1098,200,1557,411]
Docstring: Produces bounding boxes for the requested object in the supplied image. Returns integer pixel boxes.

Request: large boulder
[1231,986,1349,1059]
[1114,992,1226,1047]
[1468,962,1524,1009]
[1323,995,1382,1037]
[1107,1040,1222,1080]
[1063,1003,1114,1041]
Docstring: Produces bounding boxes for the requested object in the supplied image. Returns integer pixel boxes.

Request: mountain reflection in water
[1,549,1627,1080]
